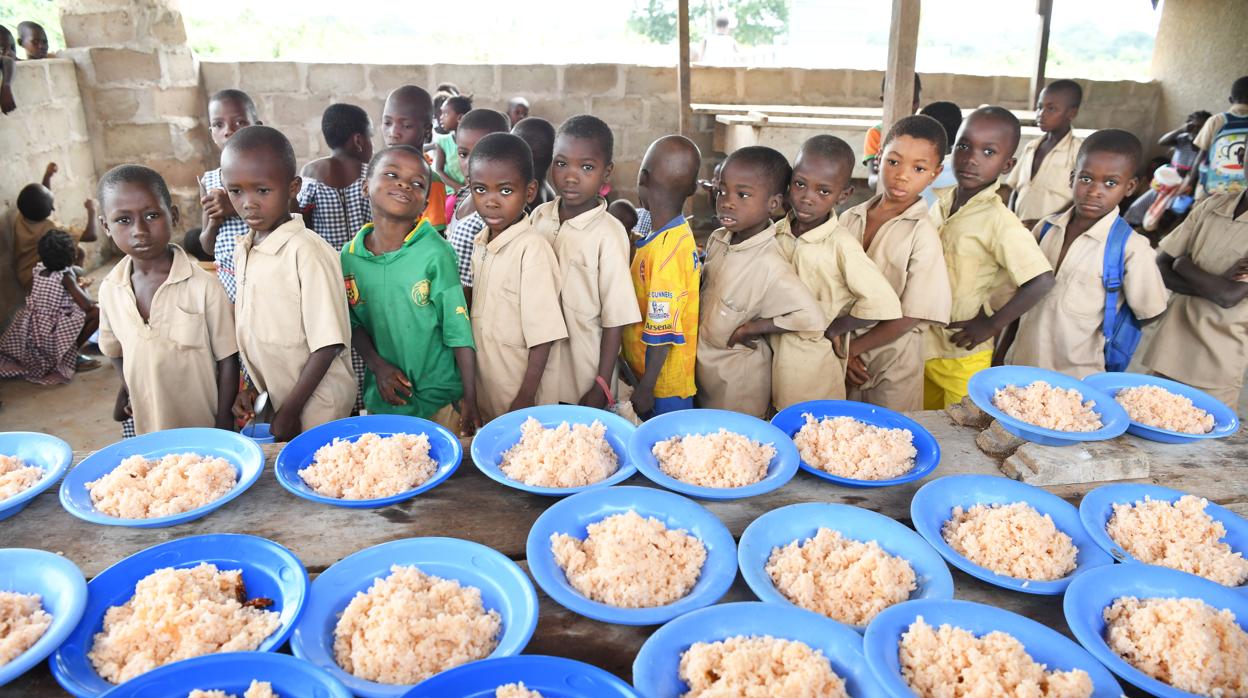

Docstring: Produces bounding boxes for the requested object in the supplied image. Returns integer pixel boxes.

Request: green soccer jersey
[341,220,474,418]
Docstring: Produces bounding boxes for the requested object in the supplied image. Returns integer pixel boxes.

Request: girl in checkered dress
[0,230,99,385]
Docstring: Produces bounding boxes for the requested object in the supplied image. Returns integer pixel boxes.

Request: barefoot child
[299,103,374,251]
[342,146,481,434]
[1006,80,1083,228]
[225,126,355,439]
[95,165,239,434]
[198,89,260,301]
[469,133,568,420]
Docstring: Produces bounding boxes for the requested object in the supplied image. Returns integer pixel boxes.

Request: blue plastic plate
[1064,563,1248,698]
[275,415,462,508]
[290,537,538,698]
[864,599,1122,697]
[0,549,87,688]
[50,534,308,698]
[910,475,1113,594]
[526,486,736,626]
[1082,372,1239,443]
[0,431,72,522]
[737,502,953,631]
[968,366,1128,446]
[633,601,881,697]
[628,409,799,500]
[58,428,264,527]
[770,400,941,488]
[1079,482,1248,589]
[470,405,637,496]
[100,652,351,698]
[400,655,639,698]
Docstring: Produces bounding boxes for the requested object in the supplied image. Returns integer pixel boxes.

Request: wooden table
[4,410,1246,696]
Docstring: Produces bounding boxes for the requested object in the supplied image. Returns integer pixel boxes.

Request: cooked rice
[679,635,847,697]
[499,418,618,488]
[88,563,281,684]
[652,430,775,489]
[333,565,501,685]
[765,527,916,626]
[1115,385,1214,434]
[187,681,278,698]
[550,510,706,608]
[992,381,1102,432]
[86,453,237,519]
[941,502,1078,581]
[495,682,543,698]
[1106,495,1248,586]
[299,433,436,499]
[0,454,43,501]
[793,415,916,480]
[0,591,52,667]
[899,617,1092,697]
[1104,596,1248,696]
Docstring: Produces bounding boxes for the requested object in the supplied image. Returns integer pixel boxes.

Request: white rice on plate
[793,415,916,480]
[1103,596,1248,697]
[764,527,916,626]
[992,381,1103,432]
[333,565,501,685]
[88,563,281,684]
[0,454,43,501]
[495,682,543,698]
[0,591,52,667]
[85,453,237,519]
[499,418,618,488]
[679,635,847,697]
[652,430,775,489]
[1115,384,1215,434]
[299,433,436,500]
[551,510,706,608]
[941,502,1079,581]
[899,617,1092,697]
[187,681,278,698]
[1106,495,1248,586]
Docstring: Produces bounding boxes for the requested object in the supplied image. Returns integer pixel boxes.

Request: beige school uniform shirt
[841,196,953,411]
[1008,210,1169,378]
[530,199,641,403]
[98,245,237,434]
[471,216,568,421]
[1006,130,1082,223]
[697,224,826,418]
[927,185,1053,360]
[1143,192,1248,405]
[234,214,355,430]
[771,214,901,408]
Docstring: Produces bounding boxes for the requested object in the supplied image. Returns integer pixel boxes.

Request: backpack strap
[1102,217,1133,339]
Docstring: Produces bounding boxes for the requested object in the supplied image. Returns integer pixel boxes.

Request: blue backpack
[1039,216,1141,372]
[1202,111,1248,195]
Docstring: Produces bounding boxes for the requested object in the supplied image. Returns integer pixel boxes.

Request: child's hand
[727,322,760,349]
[77,275,94,289]
[271,408,301,442]
[831,335,847,358]
[113,388,131,422]
[459,400,482,437]
[509,392,536,413]
[44,162,59,180]
[948,310,996,350]
[374,362,413,406]
[1223,256,1248,282]
[0,84,15,115]
[631,384,656,417]
[201,189,235,222]
[578,386,609,410]
[84,198,96,214]
[232,386,258,422]
[846,355,871,387]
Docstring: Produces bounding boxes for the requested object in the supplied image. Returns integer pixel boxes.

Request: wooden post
[882,0,920,136]
[1029,0,1053,106]
[677,0,693,137]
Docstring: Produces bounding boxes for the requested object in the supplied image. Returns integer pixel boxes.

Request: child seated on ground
[840,115,952,411]
[96,165,239,434]
[772,135,901,409]
[512,116,557,207]
[530,115,641,408]
[382,85,450,232]
[224,126,355,440]
[342,145,480,434]
[507,97,530,127]
[925,107,1054,409]
[17,21,49,59]
[298,103,373,251]
[623,135,702,418]
[14,162,97,296]
[1144,144,1248,408]
[446,108,512,300]
[434,95,472,189]
[697,146,826,418]
[0,230,99,384]
[1181,75,1248,200]
[198,88,260,302]
[1006,80,1084,228]
[468,133,568,421]
[1001,130,1169,378]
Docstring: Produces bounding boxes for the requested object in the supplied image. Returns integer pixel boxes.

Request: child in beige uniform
[1003,130,1169,378]
[530,115,641,407]
[96,165,239,434]
[1006,80,1084,228]
[771,135,901,409]
[697,146,826,418]
[841,116,953,411]
[469,133,569,421]
[226,126,356,440]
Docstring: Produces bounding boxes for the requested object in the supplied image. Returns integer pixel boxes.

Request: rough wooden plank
[946,396,992,430]
[882,0,920,133]
[1003,439,1152,486]
[976,420,1026,459]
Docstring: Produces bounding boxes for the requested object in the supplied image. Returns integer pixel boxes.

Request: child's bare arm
[271,344,343,441]
[1157,252,1197,295]
[433,148,463,188]
[631,344,671,416]
[825,315,874,343]
[992,319,1020,367]
[352,326,411,406]
[511,340,555,412]
[579,326,624,408]
[1171,254,1248,308]
[42,162,57,188]
[80,199,98,242]
[1180,149,1208,194]
[728,318,783,349]
[111,358,131,422]
[214,354,240,430]
[948,272,1055,350]
[453,346,481,435]
[847,317,923,359]
[61,272,95,311]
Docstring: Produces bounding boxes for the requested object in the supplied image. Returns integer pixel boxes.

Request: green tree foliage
[628,0,790,47]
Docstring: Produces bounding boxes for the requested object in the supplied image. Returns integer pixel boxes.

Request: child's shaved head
[366,144,429,178]
[99,164,174,211]
[209,88,259,120]
[797,135,855,175]
[557,114,614,163]
[885,114,949,160]
[1077,128,1143,173]
[17,21,47,59]
[722,145,791,197]
[470,133,534,183]
[640,135,702,198]
[965,106,1022,153]
[17,184,53,221]
[383,85,434,147]
[1233,76,1248,104]
[386,85,433,118]
[512,117,556,176]
[459,108,510,135]
[223,125,298,180]
[1044,79,1083,108]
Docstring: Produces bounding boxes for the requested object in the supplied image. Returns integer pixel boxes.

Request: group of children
[0,20,53,114]
[7,70,1248,441]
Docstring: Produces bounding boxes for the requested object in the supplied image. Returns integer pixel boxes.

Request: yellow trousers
[924,350,992,410]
